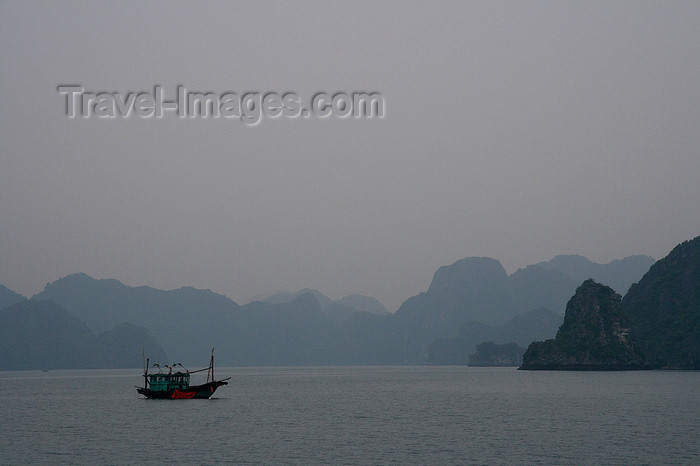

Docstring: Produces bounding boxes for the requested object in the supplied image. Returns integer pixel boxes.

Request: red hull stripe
[172,389,197,399]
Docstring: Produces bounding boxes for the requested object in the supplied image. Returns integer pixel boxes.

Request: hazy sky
[1,1,698,311]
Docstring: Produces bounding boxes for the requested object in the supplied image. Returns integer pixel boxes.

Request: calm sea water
[0,366,697,465]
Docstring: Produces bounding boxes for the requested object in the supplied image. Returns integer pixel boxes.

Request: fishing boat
[137,348,230,399]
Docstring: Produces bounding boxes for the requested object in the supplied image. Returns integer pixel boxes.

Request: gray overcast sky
[1,1,698,311]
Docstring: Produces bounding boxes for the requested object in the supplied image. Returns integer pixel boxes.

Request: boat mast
[207,348,215,383]
[144,357,150,388]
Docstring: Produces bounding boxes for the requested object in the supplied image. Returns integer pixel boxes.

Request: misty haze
[1,1,698,464]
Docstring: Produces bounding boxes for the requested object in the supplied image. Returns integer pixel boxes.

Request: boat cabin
[147,372,190,391]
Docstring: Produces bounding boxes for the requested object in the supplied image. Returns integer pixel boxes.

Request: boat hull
[137,380,228,399]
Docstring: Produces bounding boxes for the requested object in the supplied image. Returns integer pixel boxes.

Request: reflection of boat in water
[137,349,230,399]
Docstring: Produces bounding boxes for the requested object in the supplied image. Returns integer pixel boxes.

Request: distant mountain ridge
[34,272,239,332]
[428,308,563,365]
[535,254,655,295]
[0,283,25,310]
[0,299,166,370]
[33,273,240,363]
[253,289,389,315]
[1,251,656,368]
[392,254,652,363]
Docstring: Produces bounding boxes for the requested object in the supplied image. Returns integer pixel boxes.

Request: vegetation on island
[522,236,699,370]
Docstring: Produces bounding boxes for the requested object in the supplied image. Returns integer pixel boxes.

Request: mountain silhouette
[20,251,655,367]
[0,299,166,370]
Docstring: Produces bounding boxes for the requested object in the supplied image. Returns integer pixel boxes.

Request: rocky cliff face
[520,280,647,370]
[622,236,699,369]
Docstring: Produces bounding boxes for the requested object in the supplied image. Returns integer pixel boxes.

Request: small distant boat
[137,348,230,399]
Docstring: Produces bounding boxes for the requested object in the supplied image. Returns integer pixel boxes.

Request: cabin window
[147,372,189,390]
